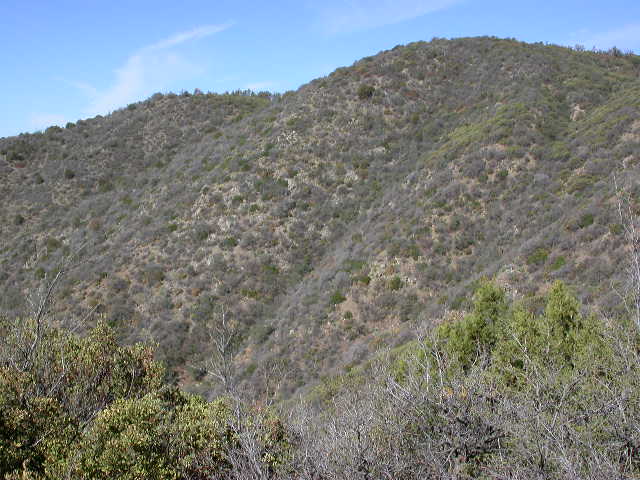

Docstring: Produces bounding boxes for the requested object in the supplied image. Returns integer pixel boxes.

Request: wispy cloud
[576,23,640,52]
[315,0,461,34]
[146,24,230,51]
[29,113,66,131]
[84,23,231,116]
[55,76,99,98]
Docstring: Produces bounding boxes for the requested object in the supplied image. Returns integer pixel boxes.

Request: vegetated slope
[1,36,639,398]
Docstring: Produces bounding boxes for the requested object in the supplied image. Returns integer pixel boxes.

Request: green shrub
[609,223,624,235]
[71,393,232,479]
[389,276,403,291]
[357,84,375,100]
[194,226,211,242]
[0,320,163,478]
[98,178,113,192]
[526,247,549,266]
[221,236,238,249]
[142,265,165,285]
[330,290,346,305]
[45,237,62,252]
[549,256,566,270]
[0,313,293,479]
[578,213,595,228]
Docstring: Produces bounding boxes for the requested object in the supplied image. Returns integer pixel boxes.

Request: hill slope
[2,36,640,398]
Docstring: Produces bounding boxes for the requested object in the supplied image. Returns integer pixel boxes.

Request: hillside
[1,36,640,399]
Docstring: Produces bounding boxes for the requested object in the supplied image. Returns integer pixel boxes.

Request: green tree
[0,317,162,478]
[70,392,232,480]
[437,280,508,370]
[491,281,604,387]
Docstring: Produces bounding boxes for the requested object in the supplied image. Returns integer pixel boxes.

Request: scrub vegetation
[1,36,640,477]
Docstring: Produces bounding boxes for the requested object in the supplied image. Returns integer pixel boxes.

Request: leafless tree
[614,175,640,330]
[200,305,288,480]
[203,303,240,398]
[0,241,92,373]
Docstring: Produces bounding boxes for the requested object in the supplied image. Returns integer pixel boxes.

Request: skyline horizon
[1,0,639,138]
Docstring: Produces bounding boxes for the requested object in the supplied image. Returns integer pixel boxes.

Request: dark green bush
[142,264,165,285]
[578,213,595,228]
[45,237,62,252]
[357,84,375,100]
[221,236,238,249]
[389,276,403,291]
[330,290,346,305]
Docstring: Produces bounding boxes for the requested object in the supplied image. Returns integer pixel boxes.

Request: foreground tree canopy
[1,279,640,479]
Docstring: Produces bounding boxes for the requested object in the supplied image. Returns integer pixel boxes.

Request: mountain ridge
[1,36,640,399]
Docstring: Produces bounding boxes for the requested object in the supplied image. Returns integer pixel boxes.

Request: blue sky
[1,0,639,138]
